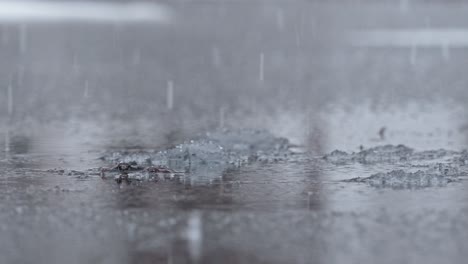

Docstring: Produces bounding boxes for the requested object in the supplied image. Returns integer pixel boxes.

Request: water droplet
[18,24,27,55]
[211,46,221,67]
[7,83,13,116]
[218,106,226,128]
[166,80,174,110]
[410,43,417,65]
[399,0,409,13]
[132,48,141,65]
[83,80,89,98]
[259,52,264,82]
[442,42,451,61]
[276,8,284,32]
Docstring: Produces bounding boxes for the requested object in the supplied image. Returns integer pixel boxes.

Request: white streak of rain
[18,24,26,54]
[410,42,417,65]
[166,80,174,110]
[259,52,264,82]
[219,106,226,128]
[442,42,451,61]
[211,46,221,68]
[399,0,409,13]
[5,84,12,154]
[132,48,141,65]
[7,83,13,116]
[1,25,9,45]
[83,80,89,99]
[4,129,10,153]
[276,8,284,32]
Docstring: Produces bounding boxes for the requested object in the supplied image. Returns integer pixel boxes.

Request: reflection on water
[2,116,468,263]
[2,1,468,263]
[1,83,468,263]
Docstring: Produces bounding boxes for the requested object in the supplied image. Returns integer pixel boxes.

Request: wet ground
[2,1,468,263]
[2,124,468,264]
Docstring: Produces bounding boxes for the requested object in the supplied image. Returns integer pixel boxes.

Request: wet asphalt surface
[2,129,468,264]
[2,1,468,264]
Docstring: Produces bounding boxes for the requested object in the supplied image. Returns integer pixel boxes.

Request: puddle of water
[2,124,468,264]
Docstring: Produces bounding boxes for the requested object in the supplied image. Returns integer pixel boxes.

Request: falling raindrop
[211,46,221,68]
[190,176,195,186]
[72,53,80,74]
[305,109,311,138]
[186,211,202,263]
[16,65,24,87]
[399,0,409,13]
[83,80,89,98]
[18,24,27,55]
[166,80,174,110]
[310,18,316,39]
[442,42,451,61]
[424,17,431,28]
[1,25,9,46]
[259,52,264,82]
[5,84,12,154]
[275,7,284,32]
[112,23,122,49]
[167,252,173,264]
[295,24,301,47]
[132,48,141,65]
[218,106,226,128]
[4,129,10,154]
[7,83,13,116]
[410,43,417,66]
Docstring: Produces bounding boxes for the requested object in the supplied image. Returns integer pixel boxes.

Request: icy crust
[101,129,291,173]
[345,164,461,189]
[324,145,458,164]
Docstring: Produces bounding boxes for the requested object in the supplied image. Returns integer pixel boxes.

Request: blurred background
[2,0,468,155]
[2,1,468,264]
